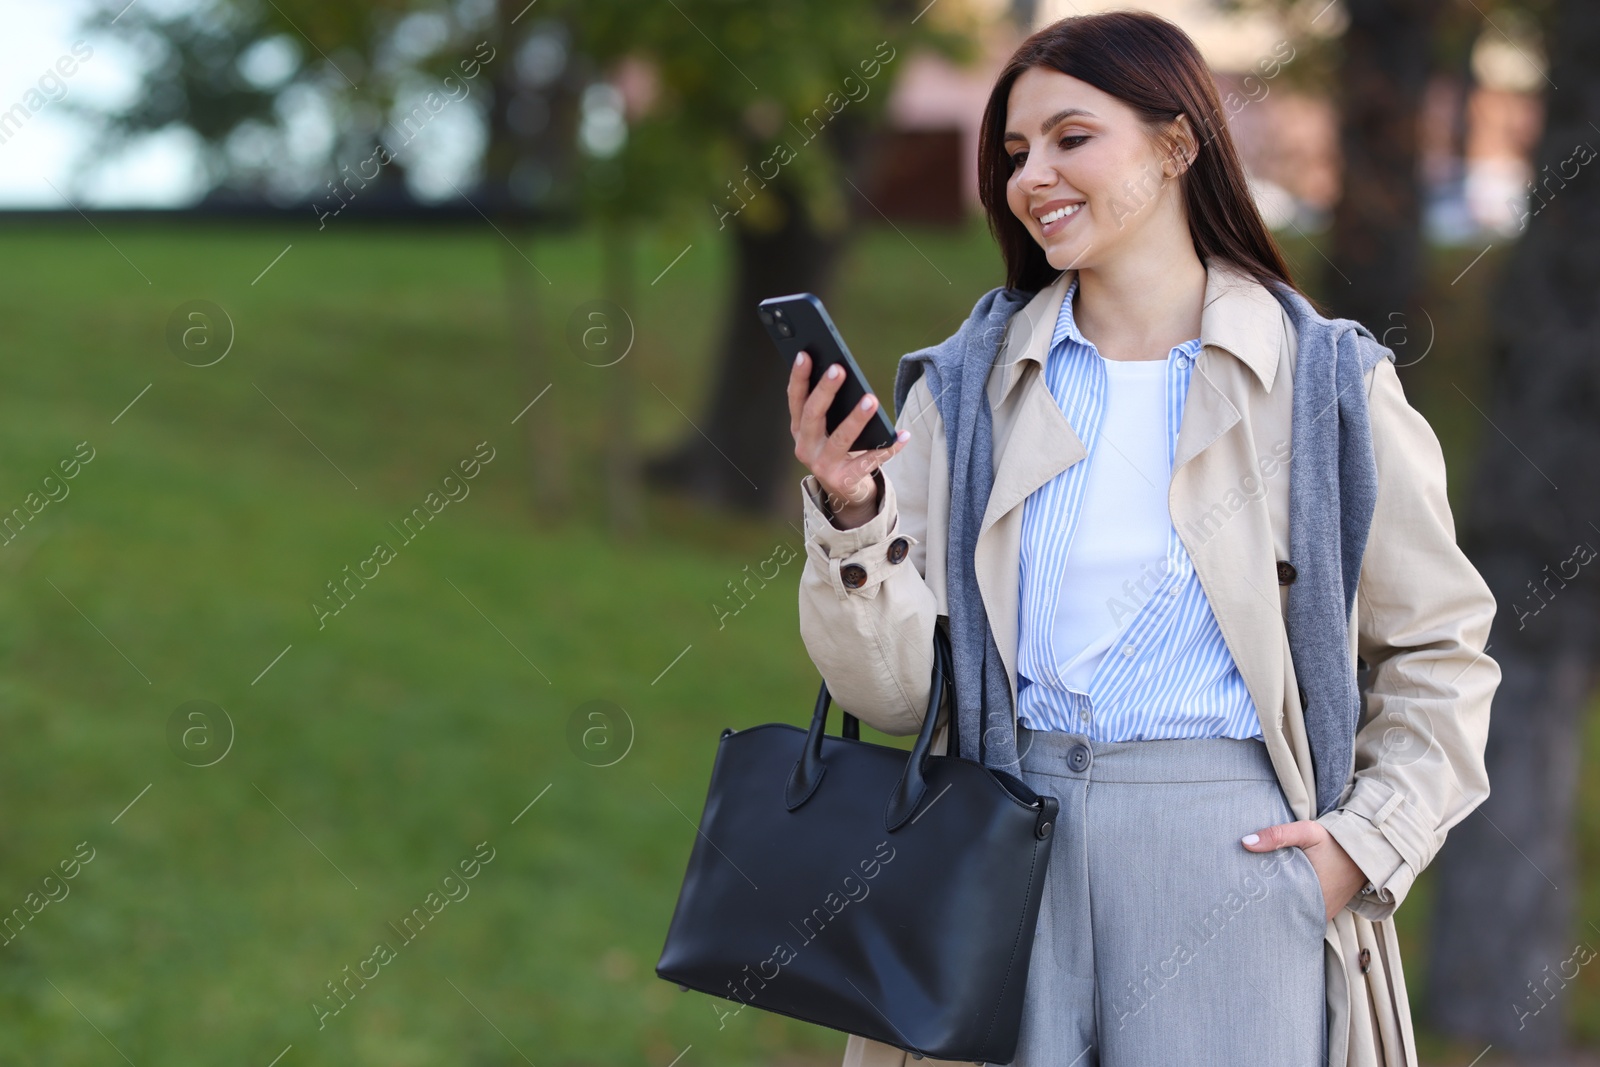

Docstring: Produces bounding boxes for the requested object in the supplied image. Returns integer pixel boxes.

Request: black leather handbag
[656,624,1060,1064]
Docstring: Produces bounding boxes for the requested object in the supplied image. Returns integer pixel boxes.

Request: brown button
[887,537,909,564]
[1277,560,1297,585]
[840,563,868,589]
[1358,948,1371,973]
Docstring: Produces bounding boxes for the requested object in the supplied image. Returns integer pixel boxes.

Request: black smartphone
[757,293,898,452]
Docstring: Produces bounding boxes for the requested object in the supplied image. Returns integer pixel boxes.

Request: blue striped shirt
[1015,276,1263,741]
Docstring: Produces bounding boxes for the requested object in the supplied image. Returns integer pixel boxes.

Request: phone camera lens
[776,320,794,338]
[758,309,774,326]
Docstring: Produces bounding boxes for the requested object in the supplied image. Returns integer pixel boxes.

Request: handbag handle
[785,624,955,832]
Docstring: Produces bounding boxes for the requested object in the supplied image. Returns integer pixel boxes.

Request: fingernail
[859,396,873,410]
[898,430,909,441]
[1241,833,1260,845]
[828,366,840,378]
[795,352,804,366]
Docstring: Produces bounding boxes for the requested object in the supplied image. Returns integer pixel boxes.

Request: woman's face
[1003,66,1190,271]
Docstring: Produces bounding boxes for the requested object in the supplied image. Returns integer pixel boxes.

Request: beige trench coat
[796,259,1500,1067]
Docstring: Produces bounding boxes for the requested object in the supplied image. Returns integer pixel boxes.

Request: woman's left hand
[1241,820,1366,922]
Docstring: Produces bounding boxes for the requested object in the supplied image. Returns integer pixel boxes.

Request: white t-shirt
[1052,356,1173,690]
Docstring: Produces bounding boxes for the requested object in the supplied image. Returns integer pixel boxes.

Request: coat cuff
[1317,778,1418,922]
[801,471,889,546]
[799,472,916,600]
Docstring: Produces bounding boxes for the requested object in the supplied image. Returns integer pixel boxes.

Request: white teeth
[1040,203,1083,224]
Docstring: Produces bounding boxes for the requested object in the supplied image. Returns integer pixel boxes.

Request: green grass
[0,211,1584,1065]
[0,213,1020,1067]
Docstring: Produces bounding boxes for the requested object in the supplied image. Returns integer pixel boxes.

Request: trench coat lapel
[1168,352,1287,733]
[1169,266,1292,735]
[974,273,1082,705]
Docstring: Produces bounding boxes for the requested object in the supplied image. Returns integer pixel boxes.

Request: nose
[1013,150,1055,194]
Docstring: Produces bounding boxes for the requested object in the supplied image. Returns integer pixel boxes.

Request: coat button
[1066,743,1091,772]
[840,563,868,589]
[1277,560,1297,585]
[1358,948,1371,974]
[886,536,909,564]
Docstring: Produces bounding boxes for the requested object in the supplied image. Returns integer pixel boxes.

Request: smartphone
[757,293,898,452]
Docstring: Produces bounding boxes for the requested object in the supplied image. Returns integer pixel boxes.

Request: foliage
[74,0,499,199]
[560,0,979,233]
[75,0,983,232]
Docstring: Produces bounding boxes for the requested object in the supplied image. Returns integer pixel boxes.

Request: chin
[1044,244,1083,271]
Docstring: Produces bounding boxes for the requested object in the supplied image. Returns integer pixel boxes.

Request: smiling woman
[789,10,1499,1067]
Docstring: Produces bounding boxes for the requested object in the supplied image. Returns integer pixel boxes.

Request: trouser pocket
[1282,843,1329,930]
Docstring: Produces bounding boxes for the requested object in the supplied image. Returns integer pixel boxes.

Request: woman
[787,11,1499,1067]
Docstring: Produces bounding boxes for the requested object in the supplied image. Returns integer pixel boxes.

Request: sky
[0,0,211,207]
[0,0,492,208]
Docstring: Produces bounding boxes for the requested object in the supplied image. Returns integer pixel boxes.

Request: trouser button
[1067,743,1091,772]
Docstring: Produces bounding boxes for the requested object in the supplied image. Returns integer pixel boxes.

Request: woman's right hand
[788,350,911,528]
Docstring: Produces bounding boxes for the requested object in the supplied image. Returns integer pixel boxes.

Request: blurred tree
[1215,0,1483,392]
[1323,0,1445,390]
[78,0,587,519]
[80,0,973,523]
[1425,0,1595,1052]
[478,1,587,525]
[569,0,975,517]
[75,0,446,203]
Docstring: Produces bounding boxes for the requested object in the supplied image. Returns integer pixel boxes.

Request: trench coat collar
[992,258,1284,408]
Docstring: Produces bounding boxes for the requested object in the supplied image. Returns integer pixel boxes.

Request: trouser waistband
[1015,723,1279,784]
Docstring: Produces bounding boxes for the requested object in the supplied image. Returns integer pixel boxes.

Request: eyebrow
[1002,108,1097,143]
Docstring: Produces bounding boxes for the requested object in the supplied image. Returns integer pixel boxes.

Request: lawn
[0,211,1588,1065]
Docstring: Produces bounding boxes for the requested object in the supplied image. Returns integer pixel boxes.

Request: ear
[1166,113,1200,175]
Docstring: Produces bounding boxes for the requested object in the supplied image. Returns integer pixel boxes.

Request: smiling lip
[1033,199,1085,237]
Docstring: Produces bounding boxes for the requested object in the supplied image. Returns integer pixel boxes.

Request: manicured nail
[795,352,804,366]
[898,430,909,441]
[1241,833,1260,845]
[859,396,873,410]
[828,365,841,379]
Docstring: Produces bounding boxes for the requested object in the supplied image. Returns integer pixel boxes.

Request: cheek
[1102,166,1134,212]
[998,180,1036,231]
[1005,177,1030,222]
[1071,170,1110,209]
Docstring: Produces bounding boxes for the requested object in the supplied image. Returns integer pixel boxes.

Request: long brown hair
[977,10,1309,307]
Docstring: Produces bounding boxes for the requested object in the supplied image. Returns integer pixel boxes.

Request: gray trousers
[994,725,1327,1067]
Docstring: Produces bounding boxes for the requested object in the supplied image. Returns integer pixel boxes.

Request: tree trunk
[1424,0,1600,1051]
[1327,0,1443,391]
[485,0,583,521]
[645,102,882,517]
[643,178,851,516]
[601,220,641,537]
[500,234,568,522]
